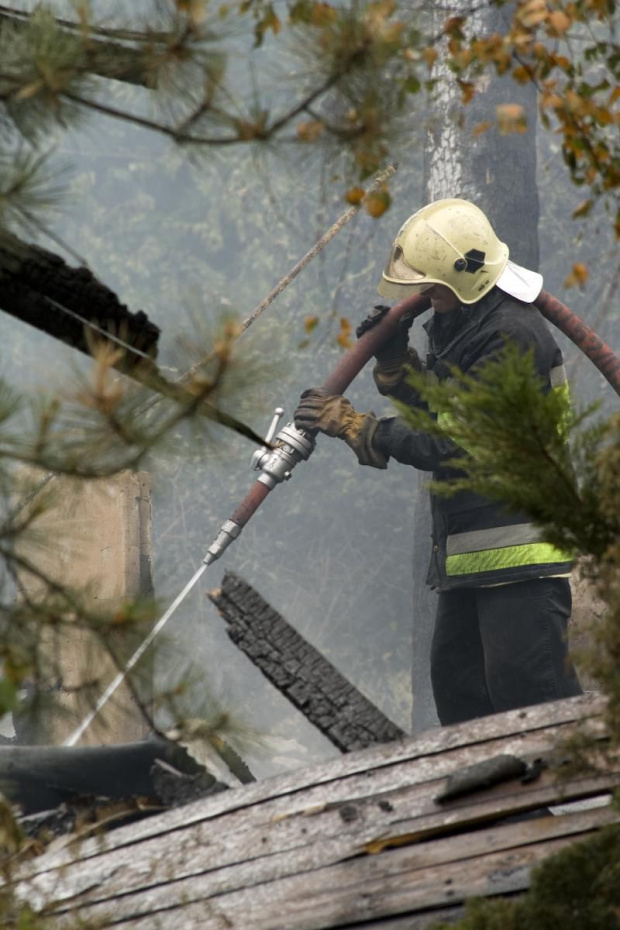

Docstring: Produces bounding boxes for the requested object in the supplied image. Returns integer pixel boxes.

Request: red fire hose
[325,290,620,398]
[535,291,620,394]
[228,289,620,534]
[68,287,620,744]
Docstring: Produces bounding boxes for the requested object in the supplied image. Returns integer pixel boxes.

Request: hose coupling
[255,422,315,489]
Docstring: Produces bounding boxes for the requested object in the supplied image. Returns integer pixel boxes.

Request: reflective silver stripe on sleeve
[446,523,543,556]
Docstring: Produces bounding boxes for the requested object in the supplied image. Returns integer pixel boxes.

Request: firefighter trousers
[430,577,583,726]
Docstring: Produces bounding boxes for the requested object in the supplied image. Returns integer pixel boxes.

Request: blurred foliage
[0,310,268,738]
[401,345,616,560]
[444,0,619,232]
[0,0,617,243]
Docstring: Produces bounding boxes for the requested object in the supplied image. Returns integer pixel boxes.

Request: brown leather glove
[294,388,387,468]
[356,305,423,397]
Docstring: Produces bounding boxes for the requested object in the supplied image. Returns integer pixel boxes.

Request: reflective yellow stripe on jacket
[445,522,572,579]
[439,363,573,578]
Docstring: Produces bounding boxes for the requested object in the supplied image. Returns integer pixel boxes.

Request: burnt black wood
[0,238,160,364]
[210,572,407,751]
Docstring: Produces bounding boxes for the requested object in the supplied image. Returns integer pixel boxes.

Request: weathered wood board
[5,693,617,929]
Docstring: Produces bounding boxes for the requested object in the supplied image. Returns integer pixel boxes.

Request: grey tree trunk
[411,2,539,734]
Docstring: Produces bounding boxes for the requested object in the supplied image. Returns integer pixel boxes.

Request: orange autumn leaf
[423,46,438,69]
[551,53,571,71]
[472,120,493,136]
[443,15,465,38]
[496,103,528,134]
[336,317,353,349]
[540,89,563,110]
[572,199,593,219]
[518,0,548,28]
[304,315,319,334]
[512,64,533,85]
[564,262,589,288]
[310,2,338,26]
[547,9,572,34]
[364,188,392,218]
[345,186,365,205]
[297,120,323,142]
[458,80,476,104]
[176,0,207,21]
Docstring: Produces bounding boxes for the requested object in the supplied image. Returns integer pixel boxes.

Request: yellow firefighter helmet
[377,198,510,305]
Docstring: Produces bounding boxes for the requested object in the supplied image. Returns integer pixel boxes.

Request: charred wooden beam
[0,238,160,364]
[0,238,266,447]
[209,572,407,752]
[0,736,223,815]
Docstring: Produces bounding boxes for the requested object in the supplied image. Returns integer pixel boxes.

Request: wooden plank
[14,745,619,921]
[7,702,612,930]
[21,752,618,914]
[49,809,617,929]
[6,697,616,929]
[13,693,606,881]
[212,835,582,930]
[319,911,468,930]
[50,803,619,923]
[209,572,406,751]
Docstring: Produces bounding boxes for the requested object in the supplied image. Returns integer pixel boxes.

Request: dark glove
[356,305,423,396]
[294,388,387,468]
[356,304,391,340]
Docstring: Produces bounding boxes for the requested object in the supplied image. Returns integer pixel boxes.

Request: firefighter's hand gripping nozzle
[203,407,315,567]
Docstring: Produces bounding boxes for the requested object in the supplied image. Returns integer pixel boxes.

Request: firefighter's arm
[356,305,427,406]
[375,331,520,470]
[293,388,462,471]
[372,416,461,472]
[376,320,558,471]
[293,389,388,468]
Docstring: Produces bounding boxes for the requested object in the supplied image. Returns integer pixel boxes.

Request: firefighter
[294,198,582,725]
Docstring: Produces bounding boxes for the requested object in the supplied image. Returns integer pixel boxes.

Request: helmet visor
[377,276,435,301]
[382,245,427,285]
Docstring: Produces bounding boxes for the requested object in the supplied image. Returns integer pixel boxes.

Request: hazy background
[2,0,618,774]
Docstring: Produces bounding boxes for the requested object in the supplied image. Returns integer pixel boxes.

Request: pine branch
[0,9,170,87]
[0,5,172,43]
[400,345,617,561]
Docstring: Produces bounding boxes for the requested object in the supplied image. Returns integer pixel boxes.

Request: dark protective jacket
[373,287,573,591]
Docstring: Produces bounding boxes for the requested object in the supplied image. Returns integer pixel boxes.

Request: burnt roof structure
[3,692,618,928]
